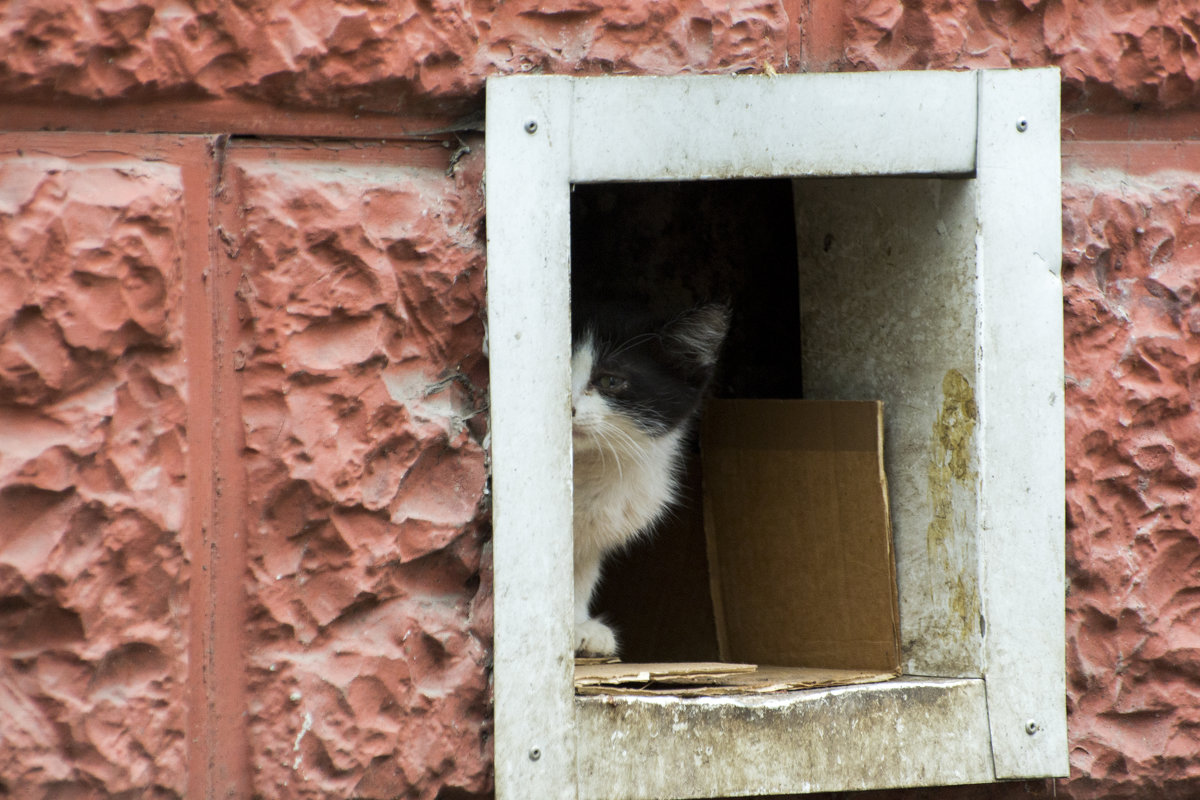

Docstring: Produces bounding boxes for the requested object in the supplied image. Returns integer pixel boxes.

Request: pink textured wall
[228,145,490,798]
[1,1,1199,799]
[0,148,190,795]
[1061,172,1200,799]
[0,0,791,115]
[844,0,1200,110]
[4,0,1198,116]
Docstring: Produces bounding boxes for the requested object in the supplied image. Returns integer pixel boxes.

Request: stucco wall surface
[1060,169,1200,799]
[226,145,491,799]
[845,0,1200,111]
[4,0,1198,117]
[0,0,789,115]
[0,154,190,795]
[0,136,495,799]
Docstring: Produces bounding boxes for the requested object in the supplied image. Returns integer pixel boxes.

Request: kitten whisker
[596,418,649,464]
[593,428,621,480]
[596,423,636,481]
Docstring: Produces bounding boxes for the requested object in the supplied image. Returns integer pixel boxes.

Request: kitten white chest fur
[573,427,683,560]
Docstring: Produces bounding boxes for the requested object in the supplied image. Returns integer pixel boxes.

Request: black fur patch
[574,304,730,436]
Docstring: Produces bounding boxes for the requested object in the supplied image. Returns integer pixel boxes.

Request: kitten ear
[661,303,731,368]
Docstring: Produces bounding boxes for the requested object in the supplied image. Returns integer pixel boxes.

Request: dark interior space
[570,178,803,662]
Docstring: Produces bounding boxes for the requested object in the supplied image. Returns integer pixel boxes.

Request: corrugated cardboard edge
[874,401,902,673]
[575,661,757,686]
[703,483,732,663]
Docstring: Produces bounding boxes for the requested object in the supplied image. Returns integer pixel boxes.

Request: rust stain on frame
[926,369,981,632]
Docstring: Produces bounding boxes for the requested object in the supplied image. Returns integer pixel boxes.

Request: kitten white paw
[576,618,618,658]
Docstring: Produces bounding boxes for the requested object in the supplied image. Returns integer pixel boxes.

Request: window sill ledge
[576,676,994,798]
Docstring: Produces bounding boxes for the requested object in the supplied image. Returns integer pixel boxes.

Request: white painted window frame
[486,70,1065,799]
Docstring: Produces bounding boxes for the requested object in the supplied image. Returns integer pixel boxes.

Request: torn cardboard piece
[575,661,756,687]
[575,660,897,697]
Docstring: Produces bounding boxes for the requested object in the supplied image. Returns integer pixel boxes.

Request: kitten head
[571,303,730,452]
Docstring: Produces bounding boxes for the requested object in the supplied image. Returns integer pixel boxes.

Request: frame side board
[487,76,578,799]
[974,68,1068,778]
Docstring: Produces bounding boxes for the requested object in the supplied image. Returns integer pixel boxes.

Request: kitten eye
[594,374,628,393]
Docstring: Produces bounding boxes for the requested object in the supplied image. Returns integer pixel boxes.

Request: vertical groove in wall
[798,0,847,70]
[182,136,252,799]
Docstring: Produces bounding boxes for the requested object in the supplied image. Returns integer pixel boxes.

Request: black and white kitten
[571,303,730,657]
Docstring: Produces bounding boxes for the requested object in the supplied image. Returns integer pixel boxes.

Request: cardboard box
[576,399,900,695]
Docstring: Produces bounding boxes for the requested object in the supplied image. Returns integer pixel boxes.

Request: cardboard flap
[701,399,900,673]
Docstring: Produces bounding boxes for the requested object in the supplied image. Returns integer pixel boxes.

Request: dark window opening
[570,178,802,662]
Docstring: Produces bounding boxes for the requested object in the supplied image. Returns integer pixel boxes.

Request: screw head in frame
[524,120,538,134]
[529,747,542,761]
[1016,117,1029,133]
[1025,719,1040,735]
